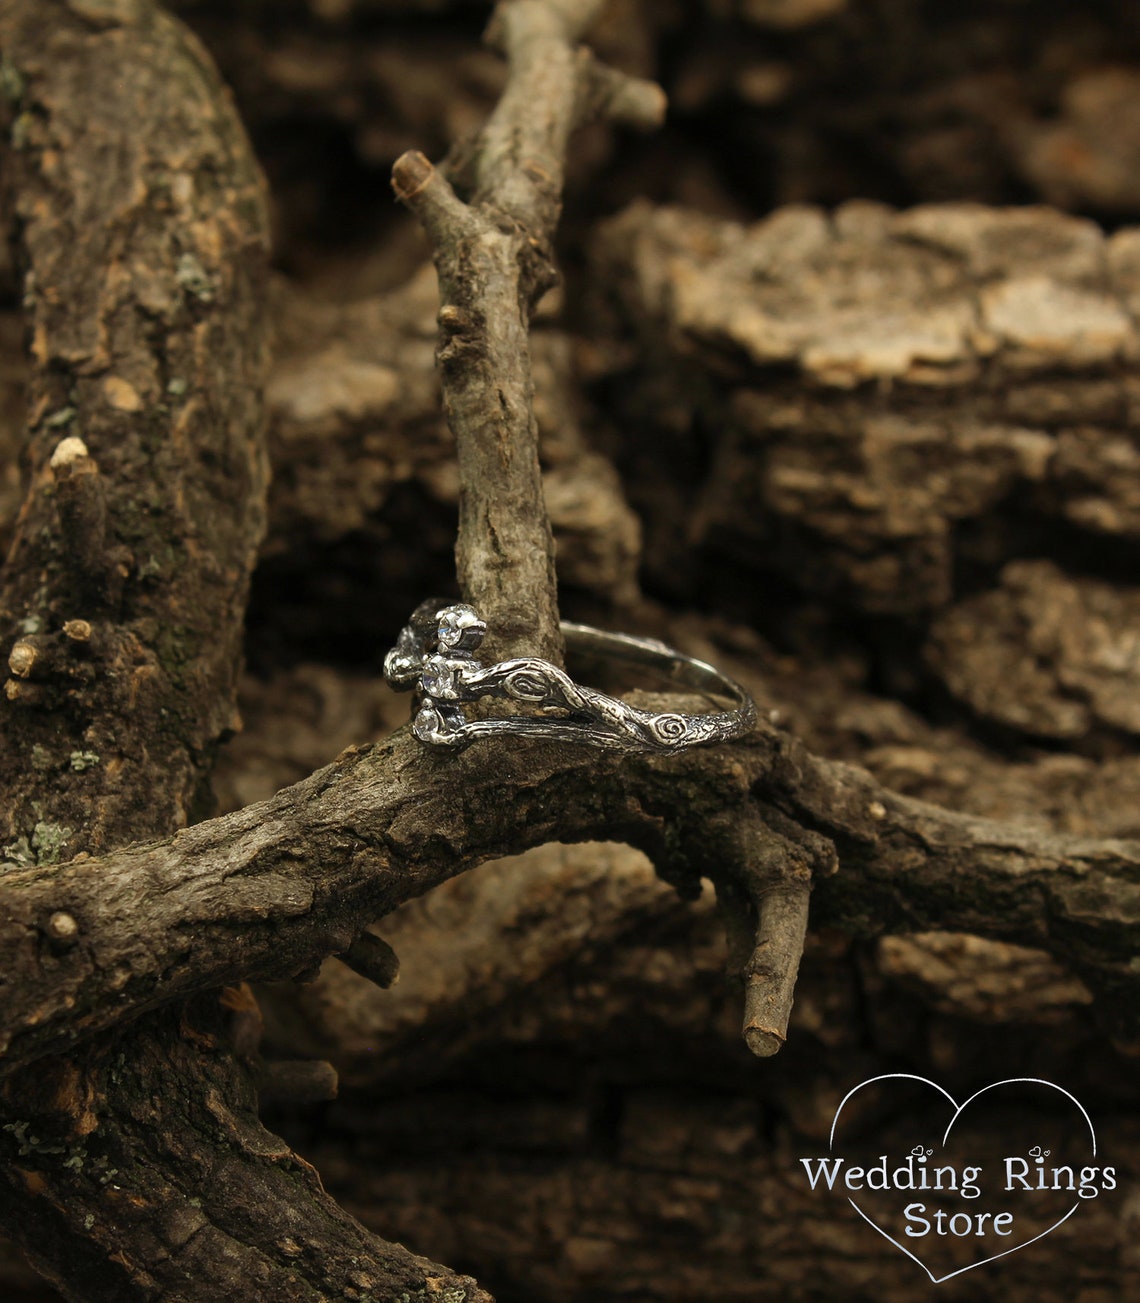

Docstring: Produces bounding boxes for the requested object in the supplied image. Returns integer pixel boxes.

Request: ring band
[384,599,757,752]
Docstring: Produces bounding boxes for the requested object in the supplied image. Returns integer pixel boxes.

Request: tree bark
[0,3,485,1300]
[1,1,1139,1300]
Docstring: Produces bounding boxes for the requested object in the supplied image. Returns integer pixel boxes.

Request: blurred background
[3,1,1139,1299]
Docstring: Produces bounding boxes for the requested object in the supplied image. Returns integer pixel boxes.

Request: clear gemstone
[414,702,441,741]
[421,657,455,697]
[437,608,465,648]
[436,604,485,651]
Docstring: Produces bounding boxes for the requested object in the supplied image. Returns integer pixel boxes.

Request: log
[0,3,486,1300]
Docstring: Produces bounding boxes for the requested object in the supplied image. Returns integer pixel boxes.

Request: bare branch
[257,1059,340,1106]
[392,0,667,662]
[2,721,1139,1077]
[706,804,826,1056]
[742,878,813,1057]
[576,51,667,131]
[474,0,607,226]
[391,150,478,245]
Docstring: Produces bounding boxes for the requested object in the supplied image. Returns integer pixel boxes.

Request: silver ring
[384,599,757,752]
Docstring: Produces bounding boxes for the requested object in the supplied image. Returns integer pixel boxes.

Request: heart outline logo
[829,1074,1096,1284]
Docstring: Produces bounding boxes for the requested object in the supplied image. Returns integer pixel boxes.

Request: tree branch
[0,0,270,852]
[391,0,663,663]
[711,806,824,1057]
[4,2,1139,1299]
[0,4,487,1300]
[2,720,1139,1079]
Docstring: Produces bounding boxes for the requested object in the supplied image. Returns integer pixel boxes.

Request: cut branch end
[391,149,434,203]
[740,878,812,1058]
[338,930,400,989]
[743,1025,785,1059]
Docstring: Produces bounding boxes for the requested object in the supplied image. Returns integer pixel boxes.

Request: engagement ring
[384,599,757,752]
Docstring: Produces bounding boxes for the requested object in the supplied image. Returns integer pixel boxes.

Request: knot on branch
[49,435,131,607]
[3,618,105,711]
[437,303,487,371]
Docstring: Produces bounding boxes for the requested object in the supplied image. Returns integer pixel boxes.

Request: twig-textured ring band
[384,599,757,751]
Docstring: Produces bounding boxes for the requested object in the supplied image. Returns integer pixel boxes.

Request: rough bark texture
[210,672,1140,1303]
[0,0,270,851]
[2,1,1140,1301]
[587,200,1140,618]
[0,3,484,1301]
[4,703,1140,1075]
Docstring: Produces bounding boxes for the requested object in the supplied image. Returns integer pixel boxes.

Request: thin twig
[742,879,813,1058]
[392,0,664,663]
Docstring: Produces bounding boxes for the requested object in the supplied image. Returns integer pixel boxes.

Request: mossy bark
[0,4,486,1300]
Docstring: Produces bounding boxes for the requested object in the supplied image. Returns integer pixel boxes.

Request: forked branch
[391,0,663,663]
[1,3,1139,1301]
